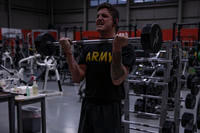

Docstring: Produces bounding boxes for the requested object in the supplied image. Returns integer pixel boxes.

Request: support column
[83,0,88,31]
[50,0,54,26]
[8,0,11,28]
[48,0,54,28]
[177,0,183,24]
[126,0,130,26]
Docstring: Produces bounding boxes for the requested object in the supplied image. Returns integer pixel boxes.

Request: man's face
[96,8,115,34]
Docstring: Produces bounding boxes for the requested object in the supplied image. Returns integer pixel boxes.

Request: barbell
[34,24,163,56]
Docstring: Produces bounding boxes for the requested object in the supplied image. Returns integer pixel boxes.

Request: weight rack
[122,41,184,133]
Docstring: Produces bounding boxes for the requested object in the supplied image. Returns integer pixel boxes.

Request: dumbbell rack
[168,41,182,133]
[179,44,200,133]
[122,41,183,133]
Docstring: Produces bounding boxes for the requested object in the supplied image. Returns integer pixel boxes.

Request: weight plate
[181,112,194,127]
[141,24,163,53]
[185,93,196,109]
[162,120,175,133]
[34,32,57,56]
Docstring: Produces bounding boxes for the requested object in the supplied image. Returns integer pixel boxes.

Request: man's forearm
[111,51,127,85]
[111,51,124,80]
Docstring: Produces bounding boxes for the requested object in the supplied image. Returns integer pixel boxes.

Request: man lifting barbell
[34,2,163,133]
[59,2,135,133]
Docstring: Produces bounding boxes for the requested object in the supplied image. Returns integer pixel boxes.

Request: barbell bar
[53,37,141,45]
[121,114,160,129]
[128,79,168,86]
[34,24,163,56]
[128,127,158,133]
[128,108,196,129]
[130,91,195,102]
[122,114,176,133]
[129,109,184,120]
[129,109,160,118]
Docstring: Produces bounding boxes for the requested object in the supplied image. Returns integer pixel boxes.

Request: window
[145,0,154,2]
[100,0,107,4]
[134,0,143,3]
[133,0,174,3]
[118,0,127,4]
[90,0,127,7]
[90,0,98,6]
[109,0,117,4]
[156,0,169,1]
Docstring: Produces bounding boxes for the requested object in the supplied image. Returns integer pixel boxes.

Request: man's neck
[99,32,115,39]
[99,27,116,39]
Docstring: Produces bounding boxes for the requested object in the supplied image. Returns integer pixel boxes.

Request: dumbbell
[184,124,196,133]
[187,74,200,95]
[162,120,175,133]
[181,112,194,127]
[185,93,196,109]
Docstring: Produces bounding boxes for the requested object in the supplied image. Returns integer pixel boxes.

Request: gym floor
[0,80,195,133]
[0,80,81,133]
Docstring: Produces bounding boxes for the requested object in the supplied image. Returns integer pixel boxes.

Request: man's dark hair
[97,2,119,32]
